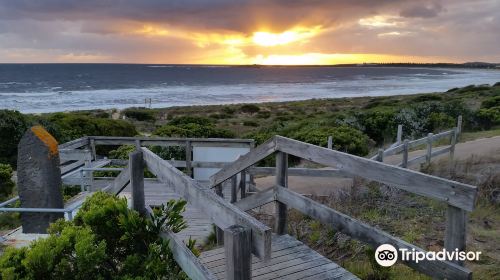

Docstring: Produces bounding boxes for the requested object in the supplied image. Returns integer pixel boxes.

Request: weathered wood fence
[210,135,476,279]
[369,115,462,167]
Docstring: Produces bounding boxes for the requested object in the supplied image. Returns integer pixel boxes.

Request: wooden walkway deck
[199,234,358,280]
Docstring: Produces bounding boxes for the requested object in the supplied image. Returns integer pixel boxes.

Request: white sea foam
[0,68,498,113]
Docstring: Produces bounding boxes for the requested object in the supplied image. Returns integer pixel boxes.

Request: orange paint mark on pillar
[31,126,59,157]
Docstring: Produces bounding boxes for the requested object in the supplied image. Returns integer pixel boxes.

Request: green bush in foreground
[0,192,192,280]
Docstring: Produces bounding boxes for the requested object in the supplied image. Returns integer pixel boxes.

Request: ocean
[0,64,498,113]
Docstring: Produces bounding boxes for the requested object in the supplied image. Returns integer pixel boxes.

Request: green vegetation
[0,192,193,279]
[123,107,156,121]
[154,116,234,138]
[0,164,15,200]
[0,110,29,166]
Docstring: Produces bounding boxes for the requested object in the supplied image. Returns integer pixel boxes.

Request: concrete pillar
[17,126,64,233]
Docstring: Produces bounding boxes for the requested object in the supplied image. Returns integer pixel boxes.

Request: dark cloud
[400,3,443,18]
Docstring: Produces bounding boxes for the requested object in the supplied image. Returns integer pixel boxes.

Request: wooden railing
[369,115,462,167]
[57,136,255,190]
[210,135,477,279]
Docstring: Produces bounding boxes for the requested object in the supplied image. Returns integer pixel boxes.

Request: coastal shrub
[427,112,455,132]
[243,120,259,127]
[256,111,271,119]
[169,116,214,126]
[123,108,156,121]
[240,104,260,114]
[0,163,15,200]
[45,114,138,143]
[291,125,372,156]
[0,110,29,167]
[476,108,500,129]
[0,192,192,279]
[155,116,234,138]
[221,106,236,115]
[356,110,397,145]
[481,96,500,109]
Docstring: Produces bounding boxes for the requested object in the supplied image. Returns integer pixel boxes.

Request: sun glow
[252,26,321,47]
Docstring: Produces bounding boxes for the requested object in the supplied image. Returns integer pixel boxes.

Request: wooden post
[240,170,247,199]
[450,127,457,162]
[185,140,192,177]
[215,183,224,245]
[426,133,433,165]
[396,124,403,144]
[90,138,97,160]
[135,139,141,150]
[402,139,409,168]
[457,115,463,140]
[445,206,467,265]
[84,151,93,191]
[275,152,288,235]
[224,225,252,280]
[327,136,333,149]
[130,150,146,215]
[376,148,384,162]
[230,175,238,203]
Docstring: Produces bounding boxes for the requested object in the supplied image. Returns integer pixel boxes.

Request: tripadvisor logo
[375,244,481,267]
[375,244,398,267]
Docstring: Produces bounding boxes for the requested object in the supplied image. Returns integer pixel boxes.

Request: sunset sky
[0,0,499,65]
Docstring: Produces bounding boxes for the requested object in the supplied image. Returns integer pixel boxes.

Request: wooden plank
[402,139,409,168]
[275,136,477,211]
[240,170,247,199]
[145,207,217,280]
[210,137,277,186]
[224,225,252,280]
[59,137,88,150]
[230,176,238,203]
[405,154,426,167]
[275,186,471,280]
[445,206,467,265]
[396,124,403,144]
[432,130,453,141]
[247,167,349,178]
[60,160,85,175]
[90,136,253,148]
[275,152,288,235]
[103,165,131,195]
[234,187,275,211]
[130,151,146,215]
[60,149,91,162]
[426,133,433,165]
[142,147,272,261]
[450,128,457,162]
[431,146,451,157]
[186,140,193,177]
[377,148,384,162]
[383,143,405,157]
[407,137,428,149]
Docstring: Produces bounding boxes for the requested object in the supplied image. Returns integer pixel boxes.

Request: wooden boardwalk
[42,135,475,279]
[199,234,358,280]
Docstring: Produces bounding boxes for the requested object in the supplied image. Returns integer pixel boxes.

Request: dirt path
[254,136,500,196]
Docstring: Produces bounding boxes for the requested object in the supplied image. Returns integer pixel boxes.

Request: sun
[252,31,299,47]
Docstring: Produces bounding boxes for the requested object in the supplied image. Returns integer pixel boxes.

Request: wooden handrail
[141,147,272,261]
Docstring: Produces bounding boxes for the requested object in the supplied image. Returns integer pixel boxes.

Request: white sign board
[193,146,250,181]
